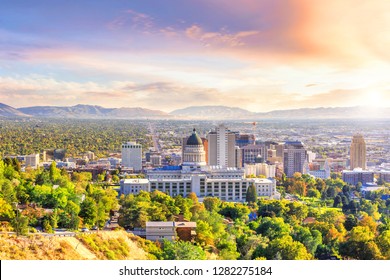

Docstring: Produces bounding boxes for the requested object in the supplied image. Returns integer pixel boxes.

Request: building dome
[186,129,203,146]
[182,128,206,167]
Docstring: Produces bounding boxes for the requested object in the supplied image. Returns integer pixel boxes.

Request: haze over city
[1,0,390,112]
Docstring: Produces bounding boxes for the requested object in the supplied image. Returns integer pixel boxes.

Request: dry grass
[0,230,147,260]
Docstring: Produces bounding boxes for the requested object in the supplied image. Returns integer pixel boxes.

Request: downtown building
[283,141,307,177]
[350,134,367,170]
[120,128,279,201]
[121,141,142,171]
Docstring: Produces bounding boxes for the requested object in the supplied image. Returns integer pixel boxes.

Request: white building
[25,154,40,169]
[150,154,162,166]
[208,124,236,168]
[244,163,276,178]
[120,179,150,195]
[121,141,142,171]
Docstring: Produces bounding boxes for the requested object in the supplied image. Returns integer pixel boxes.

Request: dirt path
[63,237,97,260]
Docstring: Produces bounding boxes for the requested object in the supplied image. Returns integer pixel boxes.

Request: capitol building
[120,129,280,202]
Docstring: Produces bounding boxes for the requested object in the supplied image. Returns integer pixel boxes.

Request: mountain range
[0,103,389,120]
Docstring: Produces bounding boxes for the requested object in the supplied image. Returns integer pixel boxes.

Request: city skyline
[1,0,390,111]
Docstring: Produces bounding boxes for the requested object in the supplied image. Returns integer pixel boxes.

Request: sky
[0,0,389,112]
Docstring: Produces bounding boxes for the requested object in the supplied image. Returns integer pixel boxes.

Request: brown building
[350,134,367,170]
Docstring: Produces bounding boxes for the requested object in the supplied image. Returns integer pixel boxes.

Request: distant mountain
[1,102,389,120]
[170,106,256,119]
[255,106,390,119]
[107,107,170,118]
[0,103,30,117]
[18,104,170,119]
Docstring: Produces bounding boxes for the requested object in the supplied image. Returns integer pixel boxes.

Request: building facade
[342,168,374,185]
[208,124,236,168]
[25,154,40,169]
[241,144,267,164]
[283,141,307,177]
[350,134,367,170]
[121,141,142,171]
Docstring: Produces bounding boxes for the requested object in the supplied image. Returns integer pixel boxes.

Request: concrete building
[145,222,176,241]
[121,141,142,171]
[379,171,390,183]
[145,221,197,242]
[342,168,374,185]
[120,179,150,195]
[244,163,276,178]
[283,141,307,177]
[235,133,255,148]
[25,154,39,169]
[208,124,236,168]
[304,159,331,179]
[150,154,162,167]
[182,129,206,167]
[350,134,367,170]
[241,144,267,164]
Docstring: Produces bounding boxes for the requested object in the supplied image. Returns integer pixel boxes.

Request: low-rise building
[342,168,374,185]
[120,179,149,195]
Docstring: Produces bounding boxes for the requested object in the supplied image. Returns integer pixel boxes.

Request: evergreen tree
[246,183,258,203]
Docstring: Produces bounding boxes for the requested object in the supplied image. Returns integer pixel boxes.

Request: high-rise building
[241,144,266,164]
[207,124,236,167]
[283,141,307,177]
[350,134,367,170]
[121,141,142,171]
[235,133,255,148]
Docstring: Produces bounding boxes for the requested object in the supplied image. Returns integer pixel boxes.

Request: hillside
[18,104,170,119]
[0,103,30,117]
[0,231,148,260]
[171,105,255,119]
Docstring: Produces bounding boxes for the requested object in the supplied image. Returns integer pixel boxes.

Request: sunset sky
[1,0,389,112]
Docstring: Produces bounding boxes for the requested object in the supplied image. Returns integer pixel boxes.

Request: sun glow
[363,91,383,107]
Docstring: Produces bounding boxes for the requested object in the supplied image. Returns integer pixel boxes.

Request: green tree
[79,197,97,227]
[162,240,206,260]
[11,213,29,236]
[253,235,312,260]
[246,183,257,203]
[203,197,221,212]
[256,217,291,240]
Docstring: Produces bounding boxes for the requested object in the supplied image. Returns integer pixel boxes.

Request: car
[81,227,89,232]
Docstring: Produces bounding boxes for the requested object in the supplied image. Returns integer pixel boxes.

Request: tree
[376,230,390,259]
[203,197,221,212]
[246,183,257,203]
[11,213,29,236]
[219,202,250,221]
[162,240,206,260]
[344,214,358,231]
[0,198,15,220]
[256,217,291,240]
[253,235,312,260]
[79,197,97,227]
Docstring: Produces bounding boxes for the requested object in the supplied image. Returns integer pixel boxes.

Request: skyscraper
[207,124,236,167]
[283,141,307,177]
[121,141,142,171]
[350,134,367,170]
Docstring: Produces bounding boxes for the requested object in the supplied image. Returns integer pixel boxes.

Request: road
[148,122,161,153]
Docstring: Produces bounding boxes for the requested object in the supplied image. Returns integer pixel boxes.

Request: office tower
[207,124,236,167]
[235,133,255,148]
[121,141,142,171]
[241,143,266,164]
[283,141,307,177]
[350,134,367,170]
